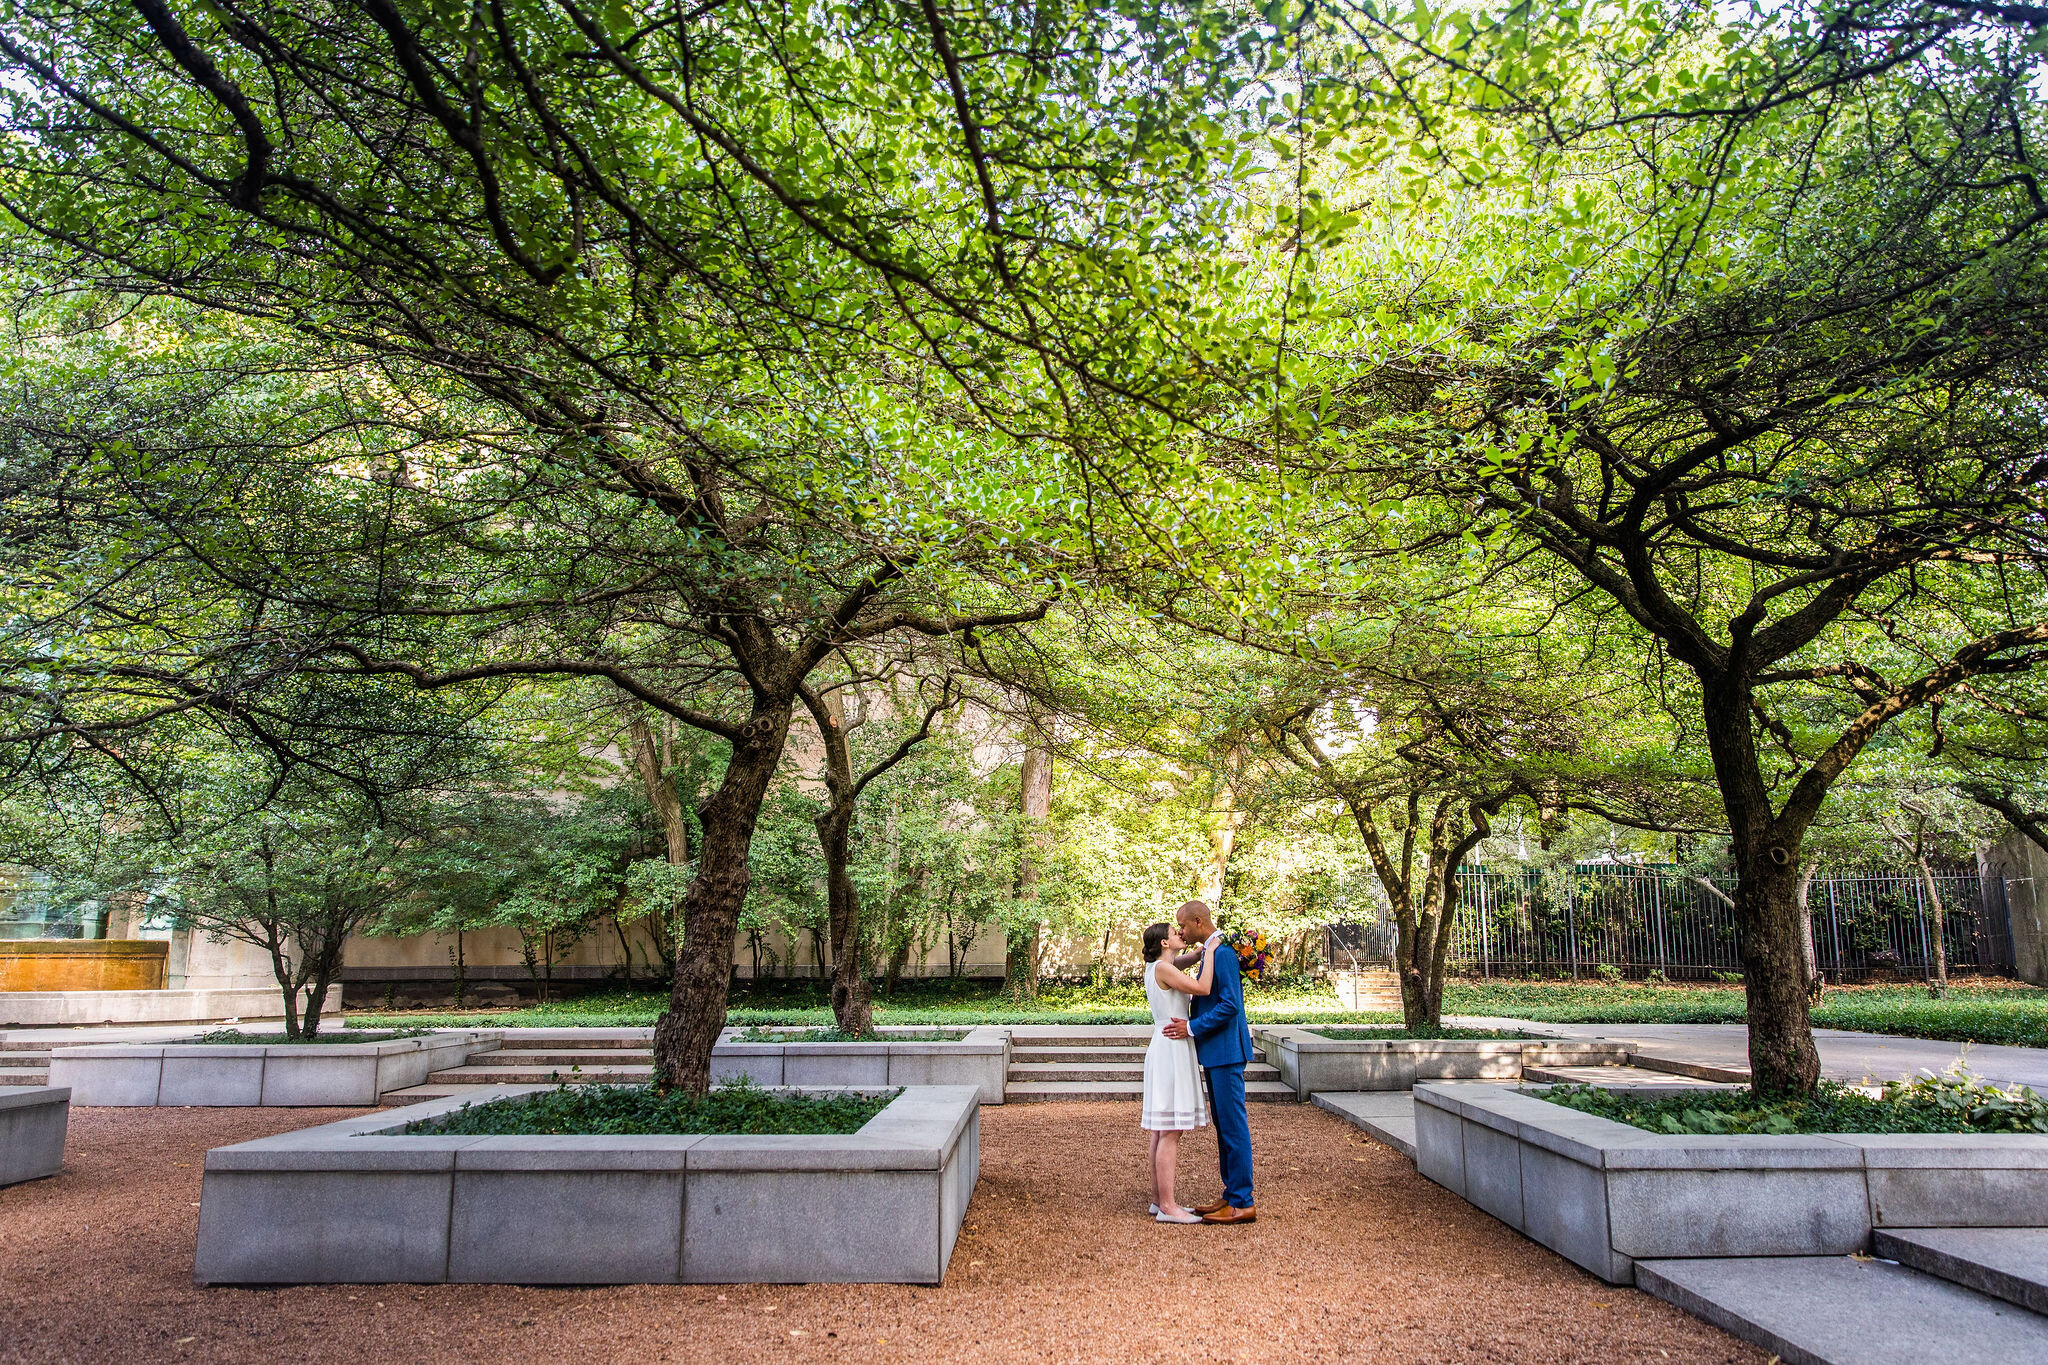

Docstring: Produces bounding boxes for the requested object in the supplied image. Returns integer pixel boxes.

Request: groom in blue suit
[1162,899,1256,1224]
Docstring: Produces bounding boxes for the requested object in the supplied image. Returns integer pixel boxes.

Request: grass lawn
[1442,978,2048,1049]
[349,976,1409,1030]
[347,975,2048,1049]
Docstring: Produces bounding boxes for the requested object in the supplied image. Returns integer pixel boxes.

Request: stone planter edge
[1412,1080,2048,1286]
[193,1083,981,1286]
[47,1030,502,1107]
[0,1085,69,1186]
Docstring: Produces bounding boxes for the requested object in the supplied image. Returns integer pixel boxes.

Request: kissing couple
[1137,899,1256,1224]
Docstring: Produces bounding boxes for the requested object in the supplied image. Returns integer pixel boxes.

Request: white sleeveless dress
[1141,960,1209,1131]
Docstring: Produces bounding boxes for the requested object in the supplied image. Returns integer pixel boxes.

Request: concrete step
[0,1053,52,1067]
[1311,1091,1416,1158]
[1876,1228,2048,1316]
[1010,1047,1149,1063]
[1005,1061,1281,1084]
[480,1050,654,1066]
[1005,1080,1297,1103]
[1637,1255,2048,1365]
[1523,1063,1743,1089]
[1628,1053,1752,1085]
[0,1070,51,1086]
[429,1064,651,1084]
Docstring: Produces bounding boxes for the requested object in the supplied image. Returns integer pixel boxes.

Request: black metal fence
[1325,864,2015,982]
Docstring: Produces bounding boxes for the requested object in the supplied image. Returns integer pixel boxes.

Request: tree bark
[651,705,792,1091]
[1006,720,1053,1001]
[1699,675,1823,1096]
[1915,847,1951,999]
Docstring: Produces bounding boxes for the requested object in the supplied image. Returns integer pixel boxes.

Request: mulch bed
[0,1101,1762,1364]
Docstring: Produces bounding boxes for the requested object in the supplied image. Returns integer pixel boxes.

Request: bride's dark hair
[1142,922,1172,963]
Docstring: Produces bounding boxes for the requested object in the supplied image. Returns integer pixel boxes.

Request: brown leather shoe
[1201,1204,1257,1225]
[1190,1197,1230,1216]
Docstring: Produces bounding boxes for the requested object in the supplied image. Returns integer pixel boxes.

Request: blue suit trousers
[1204,1063,1254,1209]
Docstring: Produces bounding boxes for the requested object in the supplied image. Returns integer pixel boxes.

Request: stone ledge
[193,1084,980,1286]
[0,1085,68,1187]
[1412,1081,2048,1284]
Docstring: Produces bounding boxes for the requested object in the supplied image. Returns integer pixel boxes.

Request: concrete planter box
[0,1086,68,1186]
[49,1031,501,1106]
[713,1026,1010,1105]
[193,1084,981,1286]
[1413,1080,2048,1285]
[1258,1027,1630,1095]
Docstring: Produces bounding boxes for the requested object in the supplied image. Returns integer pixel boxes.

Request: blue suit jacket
[1188,937,1255,1067]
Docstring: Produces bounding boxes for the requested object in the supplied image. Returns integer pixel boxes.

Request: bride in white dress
[1140,921,1218,1223]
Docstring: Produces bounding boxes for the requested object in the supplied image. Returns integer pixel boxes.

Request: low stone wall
[713,1026,1011,1105]
[0,1086,68,1186]
[1257,1028,1631,1096]
[49,1031,501,1106]
[193,1084,981,1285]
[0,987,331,1028]
[1413,1080,2048,1285]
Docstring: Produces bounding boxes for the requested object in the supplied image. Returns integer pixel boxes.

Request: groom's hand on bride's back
[1162,1019,1190,1040]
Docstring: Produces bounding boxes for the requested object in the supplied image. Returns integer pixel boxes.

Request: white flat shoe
[1148,1203,1161,1216]
[1155,1209,1203,1224]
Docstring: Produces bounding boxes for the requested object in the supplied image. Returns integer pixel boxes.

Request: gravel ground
[0,1103,1763,1365]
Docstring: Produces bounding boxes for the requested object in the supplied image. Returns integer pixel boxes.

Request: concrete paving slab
[1311,1092,1417,1158]
[1636,1254,2048,1365]
[1522,1063,1744,1089]
[1876,1227,2048,1314]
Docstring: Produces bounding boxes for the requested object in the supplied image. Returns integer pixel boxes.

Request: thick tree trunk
[1731,848,1821,1095]
[1699,675,1822,1097]
[652,707,791,1092]
[1005,723,1053,1001]
[819,804,874,1035]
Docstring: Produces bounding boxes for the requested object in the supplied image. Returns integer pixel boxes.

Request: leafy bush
[400,1081,894,1136]
[1541,1065,2048,1135]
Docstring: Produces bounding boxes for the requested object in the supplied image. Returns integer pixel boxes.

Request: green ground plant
[402,1082,894,1137]
[1542,1067,2048,1136]
[196,1028,429,1045]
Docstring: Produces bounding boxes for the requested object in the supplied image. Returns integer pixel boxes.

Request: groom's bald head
[1176,900,1215,939]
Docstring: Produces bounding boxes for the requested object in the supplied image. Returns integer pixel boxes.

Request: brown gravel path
[0,1103,1763,1365]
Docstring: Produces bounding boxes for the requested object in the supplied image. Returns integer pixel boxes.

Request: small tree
[170,795,419,1037]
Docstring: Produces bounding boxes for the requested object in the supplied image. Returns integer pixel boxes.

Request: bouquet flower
[1229,929,1271,982]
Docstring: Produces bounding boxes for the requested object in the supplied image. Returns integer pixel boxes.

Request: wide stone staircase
[382,1025,1300,1104]
[0,1040,52,1086]
[386,1029,653,1101]
[1003,1026,1293,1103]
